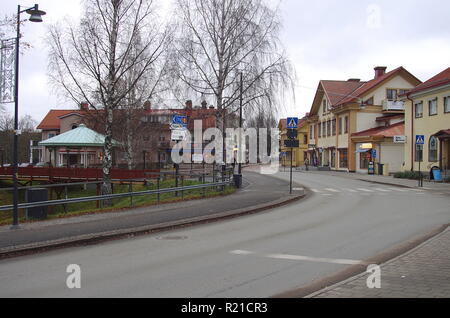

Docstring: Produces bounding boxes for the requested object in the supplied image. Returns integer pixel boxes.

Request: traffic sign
[415,135,425,145]
[287,117,299,129]
[172,115,187,128]
[284,140,299,148]
[372,149,377,159]
[287,129,297,140]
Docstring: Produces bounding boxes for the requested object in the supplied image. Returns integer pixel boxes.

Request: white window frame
[415,101,423,118]
[428,98,438,116]
[444,96,450,113]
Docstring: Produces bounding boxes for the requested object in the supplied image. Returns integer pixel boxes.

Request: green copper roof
[39,124,120,147]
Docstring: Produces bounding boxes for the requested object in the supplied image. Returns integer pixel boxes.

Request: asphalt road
[0,170,449,298]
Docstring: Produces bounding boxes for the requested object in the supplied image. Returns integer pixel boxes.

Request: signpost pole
[290,148,293,194]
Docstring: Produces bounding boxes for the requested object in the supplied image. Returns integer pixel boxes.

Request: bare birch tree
[171,0,294,160]
[47,0,169,200]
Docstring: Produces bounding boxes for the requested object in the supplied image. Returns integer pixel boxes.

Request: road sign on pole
[172,115,187,128]
[415,135,425,145]
[287,117,299,129]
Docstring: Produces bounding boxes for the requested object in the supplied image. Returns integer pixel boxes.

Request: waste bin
[377,163,384,176]
[26,188,48,220]
[233,174,242,189]
[430,166,442,181]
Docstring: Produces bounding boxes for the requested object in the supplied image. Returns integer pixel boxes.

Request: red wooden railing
[0,166,159,181]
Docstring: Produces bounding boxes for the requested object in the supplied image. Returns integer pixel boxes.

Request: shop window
[339,149,348,168]
[360,152,370,169]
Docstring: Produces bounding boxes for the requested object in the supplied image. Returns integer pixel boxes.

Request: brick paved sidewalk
[310,227,450,298]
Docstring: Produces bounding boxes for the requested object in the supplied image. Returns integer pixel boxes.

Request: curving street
[0,170,449,298]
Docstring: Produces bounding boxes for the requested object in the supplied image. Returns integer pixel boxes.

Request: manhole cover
[156,235,188,240]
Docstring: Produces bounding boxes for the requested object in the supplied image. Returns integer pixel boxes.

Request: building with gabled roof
[306,66,421,173]
[402,67,450,175]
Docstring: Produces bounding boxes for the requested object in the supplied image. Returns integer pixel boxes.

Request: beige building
[307,66,421,173]
[402,67,450,175]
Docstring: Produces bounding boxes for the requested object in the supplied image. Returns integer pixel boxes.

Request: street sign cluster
[171,115,188,141]
[284,117,299,149]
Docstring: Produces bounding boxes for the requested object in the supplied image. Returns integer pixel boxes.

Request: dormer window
[387,89,398,101]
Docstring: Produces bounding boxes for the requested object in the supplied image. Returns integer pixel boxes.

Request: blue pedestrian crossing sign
[415,135,425,145]
[287,117,299,129]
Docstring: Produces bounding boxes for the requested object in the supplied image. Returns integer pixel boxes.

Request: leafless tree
[170,0,294,136]
[47,0,170,200]
[18,114,37,132]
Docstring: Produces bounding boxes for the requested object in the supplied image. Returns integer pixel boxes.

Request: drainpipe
[407,94,414,171]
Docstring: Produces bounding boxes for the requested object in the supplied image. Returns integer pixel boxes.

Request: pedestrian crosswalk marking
[388,188,408,192]
[309,187,429,195]
[374,188,390,192]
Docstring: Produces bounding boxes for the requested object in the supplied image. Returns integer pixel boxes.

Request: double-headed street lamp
[11,4,46,229]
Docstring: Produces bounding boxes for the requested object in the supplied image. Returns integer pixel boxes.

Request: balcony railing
[383,100,405,111]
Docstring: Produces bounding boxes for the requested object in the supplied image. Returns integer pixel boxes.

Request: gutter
[407,94,414,171]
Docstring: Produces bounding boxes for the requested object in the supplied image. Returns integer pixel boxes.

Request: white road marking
[357,188,373,192]
[230,250,255,255]
[388,188,408,192]
[230,250,365,265]
[374,188,390,192]
[311,189,321,193]
[325,188,341,193]
[343,188,357,193]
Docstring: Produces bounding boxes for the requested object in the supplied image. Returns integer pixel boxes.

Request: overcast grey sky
[1,0,449,124]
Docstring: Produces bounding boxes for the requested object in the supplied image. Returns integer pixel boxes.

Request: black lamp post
[11,4,46,230]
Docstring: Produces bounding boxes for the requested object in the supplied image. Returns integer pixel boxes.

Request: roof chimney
[185,100,193,110]
[80,102,89,111]
[374,66,387,79]
[201,100,207,109]
[143,100,152,110]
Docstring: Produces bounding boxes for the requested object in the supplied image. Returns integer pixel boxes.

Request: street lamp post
[11,4,46,230]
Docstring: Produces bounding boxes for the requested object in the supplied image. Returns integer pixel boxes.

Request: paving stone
[313,229,450,298]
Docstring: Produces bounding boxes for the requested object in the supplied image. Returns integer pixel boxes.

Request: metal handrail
[0,181,232,212]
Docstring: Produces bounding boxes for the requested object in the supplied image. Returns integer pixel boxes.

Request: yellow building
[307,66,421,173]
[402,67,450,174]
[279,117,309,167]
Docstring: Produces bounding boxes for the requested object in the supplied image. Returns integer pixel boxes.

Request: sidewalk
[309,226,450,298]
[298,170,450,194]
[0,170,304,256]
